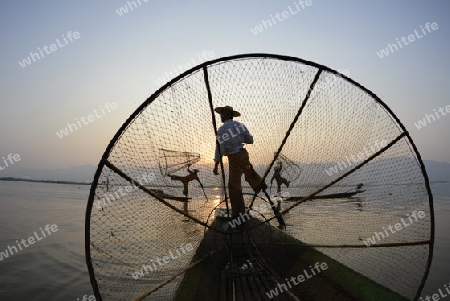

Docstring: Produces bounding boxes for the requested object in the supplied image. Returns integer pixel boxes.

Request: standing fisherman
[212,106,267,217]
[169,165,201,197]
[270,161,290,193]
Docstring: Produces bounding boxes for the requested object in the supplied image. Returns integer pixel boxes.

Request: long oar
[198,181,209,202]
[261,189,286,229]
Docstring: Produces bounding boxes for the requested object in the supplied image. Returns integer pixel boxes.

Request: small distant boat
[285,190,365,201]
[151,189,191,202]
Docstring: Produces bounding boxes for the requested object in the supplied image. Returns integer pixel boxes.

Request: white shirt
[214,120,253,162]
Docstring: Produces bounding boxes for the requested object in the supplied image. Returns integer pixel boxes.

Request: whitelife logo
[76,295,96,301]
[0,154,21,171]
[56,102,118,139]
[376,22,438,59]
[94,173,155,209]
[18,31,80,68]
[250,0,313,35]
[362,210,426,247]
[414,105,450,129]
[115,0,150,16]
[419,283,450,301]
[153,50,216,87]
[0,225,59,261]
[324,140,387,176]
[130,244,194,279]
[265,262,328,299]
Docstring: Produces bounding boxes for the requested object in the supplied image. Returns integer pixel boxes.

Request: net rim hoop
[85,53,435,301]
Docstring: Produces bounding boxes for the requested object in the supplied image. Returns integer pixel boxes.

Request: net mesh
[86,54,433,301]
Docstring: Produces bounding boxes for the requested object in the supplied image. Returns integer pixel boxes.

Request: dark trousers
[170,175,189,196]
[227,149,264,216]
[274,175,289,193]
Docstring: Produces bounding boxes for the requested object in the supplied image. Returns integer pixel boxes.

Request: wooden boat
[151,189,191,202]
[173,212,409,301]
[285,190,365,202]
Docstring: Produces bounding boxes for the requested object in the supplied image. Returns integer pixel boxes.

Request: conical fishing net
[86,54,434,301]
[158,148,201,177]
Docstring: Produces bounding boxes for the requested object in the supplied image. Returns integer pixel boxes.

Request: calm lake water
[0,181,448,300]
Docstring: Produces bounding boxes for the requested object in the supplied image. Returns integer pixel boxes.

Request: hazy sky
[0,0,449,172]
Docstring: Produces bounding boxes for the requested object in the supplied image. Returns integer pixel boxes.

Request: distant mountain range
[0,160,448,184]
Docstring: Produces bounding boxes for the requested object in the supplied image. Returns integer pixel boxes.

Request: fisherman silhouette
[168,165,201,197]
[212,106,267,217]
[270,161,290,193]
